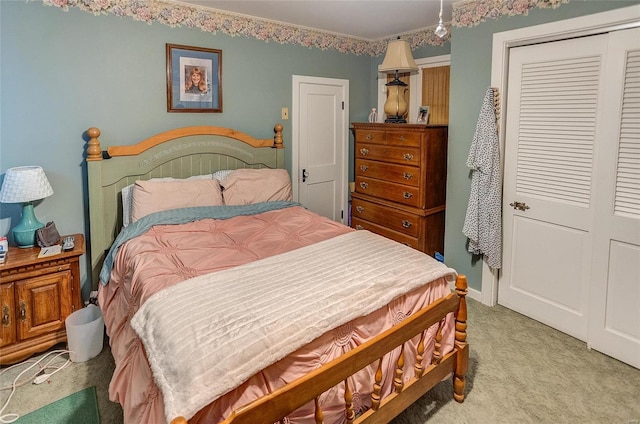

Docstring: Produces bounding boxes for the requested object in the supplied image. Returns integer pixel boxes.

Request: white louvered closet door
[588,28,640,369]
[500,28,640,368]
[499,34,610,342]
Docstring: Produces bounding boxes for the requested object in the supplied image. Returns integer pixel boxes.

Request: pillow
[212,169,233,182]
[121,174,214,227]
[130,179,223,223]
[222,168,292,206]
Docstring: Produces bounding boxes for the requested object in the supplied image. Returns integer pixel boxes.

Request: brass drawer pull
[360,182,368,190]
[360,148,369,156]
[360,165,368,172]
[355,225,364,230]
[403,172,413,180]
[2,305,9,327]
[402,220,412,228]
[365,134,373,140]
[403,192,413,199]
[356,206,365,213]
[403,153,414,161]
[19,301,26,323]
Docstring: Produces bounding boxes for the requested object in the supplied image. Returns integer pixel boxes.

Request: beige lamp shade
[379,39,418,73]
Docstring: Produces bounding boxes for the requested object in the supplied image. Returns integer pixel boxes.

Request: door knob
[302,169,309,182]
[509,201,530,211]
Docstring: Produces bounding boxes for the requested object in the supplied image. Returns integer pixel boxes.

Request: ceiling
[176,1,456,40]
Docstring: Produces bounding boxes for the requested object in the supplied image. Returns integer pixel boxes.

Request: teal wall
[445,0,638,291]
[0,1,370,297]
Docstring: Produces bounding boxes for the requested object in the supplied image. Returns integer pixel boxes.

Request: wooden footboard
[171,274,468,424]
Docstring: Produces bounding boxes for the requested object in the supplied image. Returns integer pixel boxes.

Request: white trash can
[65,304,104,363]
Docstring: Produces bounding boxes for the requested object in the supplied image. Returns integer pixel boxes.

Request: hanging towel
[462,88,502,269]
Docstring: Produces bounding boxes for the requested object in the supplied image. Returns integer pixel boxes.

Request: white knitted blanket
[130,230,456,422]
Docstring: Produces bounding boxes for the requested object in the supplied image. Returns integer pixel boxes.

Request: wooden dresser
[0,234,85,365]
[350,123,448,257]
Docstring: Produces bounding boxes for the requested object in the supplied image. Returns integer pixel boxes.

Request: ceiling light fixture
[435,0,447,38]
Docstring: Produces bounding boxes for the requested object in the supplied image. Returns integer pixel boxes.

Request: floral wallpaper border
[41,0,570,56]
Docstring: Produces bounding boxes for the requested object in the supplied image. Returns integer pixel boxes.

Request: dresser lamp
[379,38,418,123]
[0,166,54,248]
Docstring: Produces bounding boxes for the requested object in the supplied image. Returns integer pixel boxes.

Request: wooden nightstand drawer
[355,176,421,208]
[355,159,420,187]
[351,198,420,237]
[351,218,419,249]
[356,143,421,166]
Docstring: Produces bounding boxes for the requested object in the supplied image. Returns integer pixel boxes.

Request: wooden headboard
[84,124,284,288]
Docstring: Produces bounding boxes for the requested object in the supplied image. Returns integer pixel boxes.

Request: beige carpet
[2,299,639,424]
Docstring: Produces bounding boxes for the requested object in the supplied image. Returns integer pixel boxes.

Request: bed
[84,123,469,424]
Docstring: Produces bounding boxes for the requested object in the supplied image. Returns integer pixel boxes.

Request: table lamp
[379,38,418,123]
[0,166,54,248]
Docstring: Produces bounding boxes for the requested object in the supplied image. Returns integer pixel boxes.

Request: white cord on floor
[0,350,73,424]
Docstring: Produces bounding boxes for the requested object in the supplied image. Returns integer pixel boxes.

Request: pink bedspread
[98,206,454,423]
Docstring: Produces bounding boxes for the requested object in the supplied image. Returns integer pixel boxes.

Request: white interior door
[499,35,609,341]
[588,28,640,369]
[292,76,349,223]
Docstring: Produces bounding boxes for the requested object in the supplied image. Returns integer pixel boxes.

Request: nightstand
[0,234,85,365]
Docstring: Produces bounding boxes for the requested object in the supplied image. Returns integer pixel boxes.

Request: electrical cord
[0,350,73,424]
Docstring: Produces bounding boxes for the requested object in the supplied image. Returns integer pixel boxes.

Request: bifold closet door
[588,27,640,369]
[499,27,640,368]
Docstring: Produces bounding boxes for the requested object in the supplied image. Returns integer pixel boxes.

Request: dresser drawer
[351,218,419,249]
[355,130,421,147]
[356,143,421,166]
[351,198,420,237]
[355,176,421,208]
[356,159,420,187]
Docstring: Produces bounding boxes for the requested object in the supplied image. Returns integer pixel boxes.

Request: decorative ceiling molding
[41,0,571,56]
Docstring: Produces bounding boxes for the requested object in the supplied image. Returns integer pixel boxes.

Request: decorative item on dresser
[351,122,448,257]
[0,234,85,365]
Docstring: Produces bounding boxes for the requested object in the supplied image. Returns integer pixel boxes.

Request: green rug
[15,386,100,424]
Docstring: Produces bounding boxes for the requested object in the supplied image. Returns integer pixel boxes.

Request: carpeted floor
[2,299,639,424]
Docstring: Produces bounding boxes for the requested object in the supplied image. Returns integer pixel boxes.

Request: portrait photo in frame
[417,105,430,124]
[166,43,222,113]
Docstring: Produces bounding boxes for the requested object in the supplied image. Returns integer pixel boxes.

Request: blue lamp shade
[0,166,54,248]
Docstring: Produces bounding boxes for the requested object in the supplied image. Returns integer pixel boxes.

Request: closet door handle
[509,201,530,211]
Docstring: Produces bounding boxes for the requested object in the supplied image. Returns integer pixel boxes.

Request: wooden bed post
[86,127,102,161]
[453,274,469,403]
[273,123,284,149]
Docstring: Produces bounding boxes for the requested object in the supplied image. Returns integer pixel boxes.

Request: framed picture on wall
[417,105,430,124]
[166,43,222,113]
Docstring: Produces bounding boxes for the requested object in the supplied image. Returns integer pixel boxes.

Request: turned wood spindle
[371,358,383,410]
[454,274,469,403]
[344,379,355,424]
[314,397,324,424]
[393,344,405,393]
[414,330,426,378]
